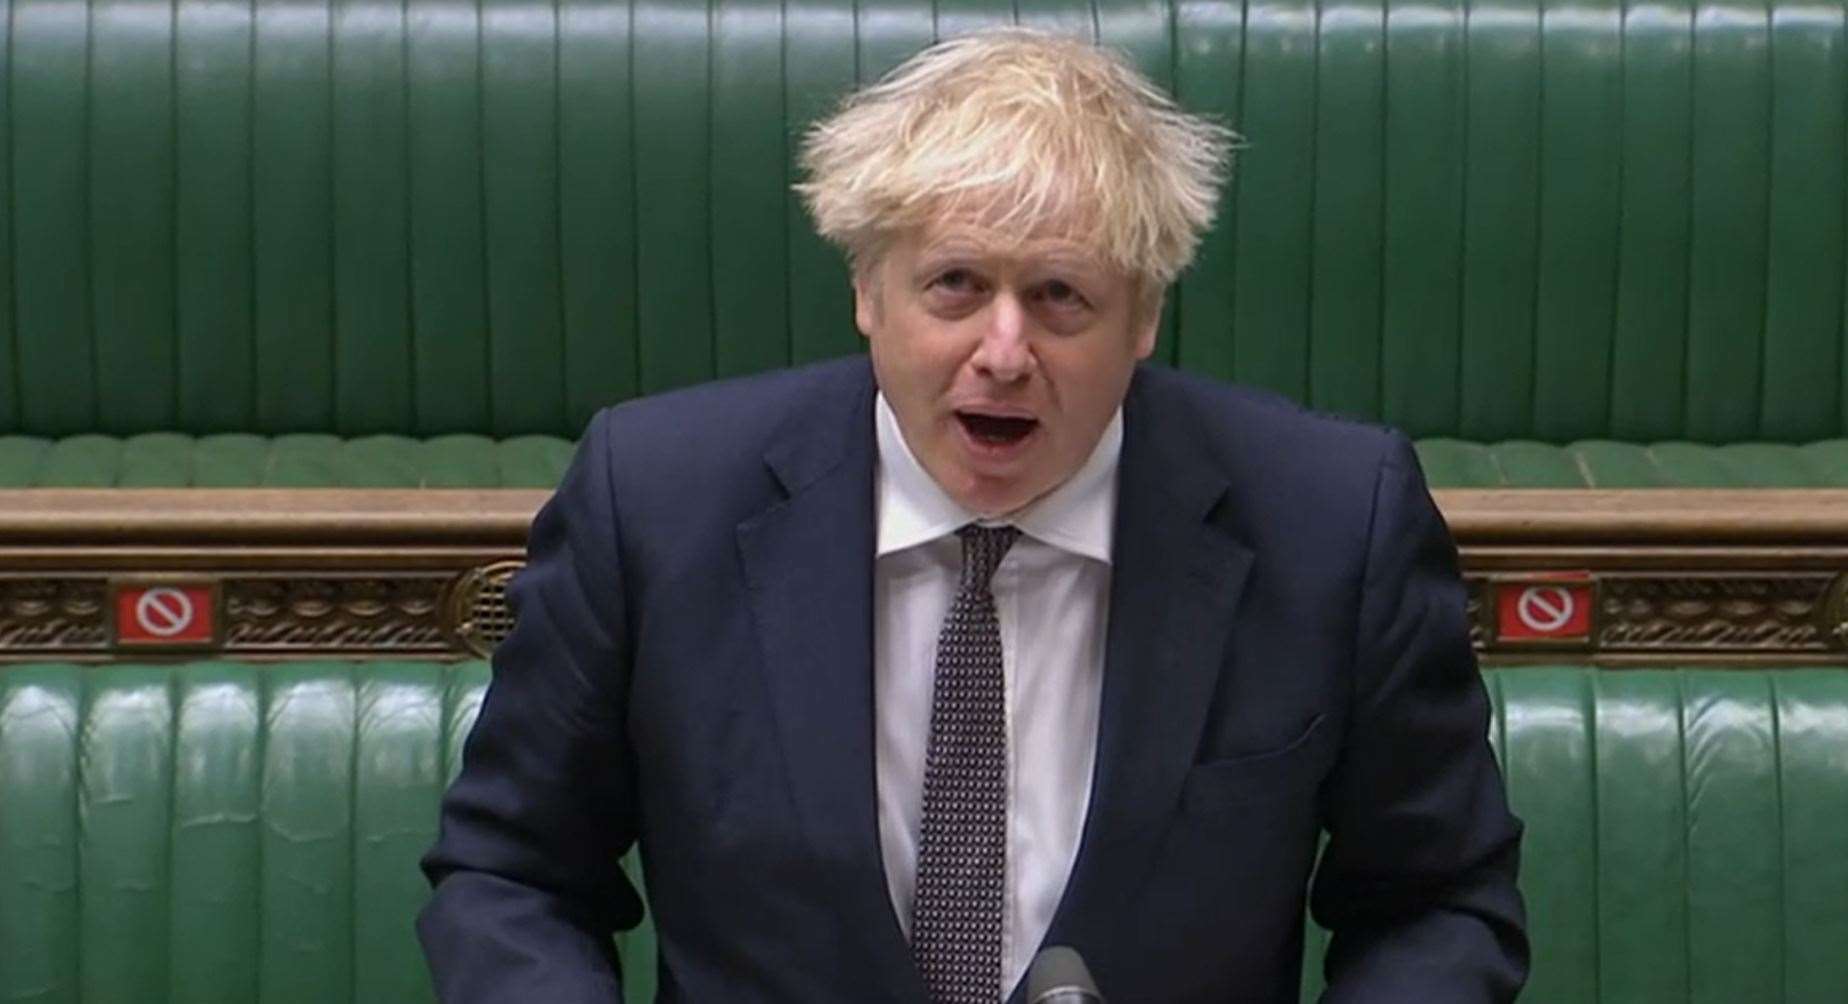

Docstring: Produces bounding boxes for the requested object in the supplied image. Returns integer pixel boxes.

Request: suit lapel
[735,368,927,998]
[1036,372,1255,982]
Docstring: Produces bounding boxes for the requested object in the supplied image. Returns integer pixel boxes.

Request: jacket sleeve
[1310,431,1529,1003]
[418,408,642,1003]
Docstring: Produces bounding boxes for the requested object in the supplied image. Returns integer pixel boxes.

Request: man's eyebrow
[919,240,1106,275]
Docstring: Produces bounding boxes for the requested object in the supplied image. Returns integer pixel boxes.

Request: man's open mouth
[956,411,1039,446]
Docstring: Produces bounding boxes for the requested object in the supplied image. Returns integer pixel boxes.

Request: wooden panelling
[0,489,1844,664]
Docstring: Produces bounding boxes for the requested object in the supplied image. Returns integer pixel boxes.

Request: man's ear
[1132,291,1163,360]
[852,267,880,339]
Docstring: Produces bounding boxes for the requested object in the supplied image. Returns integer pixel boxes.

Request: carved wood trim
[0,488,1844,665]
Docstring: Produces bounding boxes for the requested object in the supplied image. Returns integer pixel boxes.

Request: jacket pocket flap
[1181,713,1331,819]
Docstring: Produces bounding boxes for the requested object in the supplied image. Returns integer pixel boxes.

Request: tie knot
[956,524,1019,591]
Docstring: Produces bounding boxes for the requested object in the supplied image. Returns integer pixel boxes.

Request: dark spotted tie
[911,524,1019,1004]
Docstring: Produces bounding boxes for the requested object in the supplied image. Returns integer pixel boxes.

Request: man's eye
[931,269,979,293]
[1039,280,1088,308]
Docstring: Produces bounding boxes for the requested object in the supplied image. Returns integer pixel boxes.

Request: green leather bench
[3,0,1843,996]
[4,661,1845,1002]
[1,0,1842,486]
[4,435,1848,490]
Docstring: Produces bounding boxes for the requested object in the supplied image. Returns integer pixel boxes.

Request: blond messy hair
[795,27,1235,305]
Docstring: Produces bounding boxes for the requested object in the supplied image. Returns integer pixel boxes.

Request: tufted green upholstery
[1416,438,1848,488]
[0,661,657,1003]
[0,434,577,488]
[6,434,1848,488]
[1,0,1842,451]
[1302,668,1848,1002]
[4,661,1846,1002]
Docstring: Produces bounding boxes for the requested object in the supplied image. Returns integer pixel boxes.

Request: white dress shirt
[872,392,1118,999]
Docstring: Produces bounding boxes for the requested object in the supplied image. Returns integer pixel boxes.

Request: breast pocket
[1179,713,1332,829]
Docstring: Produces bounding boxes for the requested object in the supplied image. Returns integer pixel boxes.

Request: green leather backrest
[0,661,654,1003]
[1298,668,1848,1002]
[2,0,1843,443]
[5,661,1847,1002]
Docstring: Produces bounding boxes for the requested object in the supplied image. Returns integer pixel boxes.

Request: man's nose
[970,292,1034,382]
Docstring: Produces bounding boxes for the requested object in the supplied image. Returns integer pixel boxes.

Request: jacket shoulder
[602,355,867,438]
[1129,366,1418,556]
[573,357,871,536]
[1133,364,1404,471]
[589,357,867,468]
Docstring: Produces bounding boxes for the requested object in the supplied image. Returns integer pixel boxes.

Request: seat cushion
[1416,438,1848,488]
[1298,666,1848,1003]
[0,660,656,1003]
[3,433,1846,488]
[6,661,1847,1002]
[0,433,577,487]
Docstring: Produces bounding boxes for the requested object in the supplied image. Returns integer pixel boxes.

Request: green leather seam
[75,667,88,993]
[1769,671,1787,1001]
[1587,669,1603,1000]
[1676,668,1691,1003]
[255,663,269,998]
[164,668,179,997]
[348,666,360,1004]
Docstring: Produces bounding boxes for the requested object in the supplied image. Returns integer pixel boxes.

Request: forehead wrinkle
[917,226,1110,277]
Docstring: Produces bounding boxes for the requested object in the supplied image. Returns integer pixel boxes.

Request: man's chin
[948,469,1058,520]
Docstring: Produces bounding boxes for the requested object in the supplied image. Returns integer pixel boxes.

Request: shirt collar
[874,392,1119,565]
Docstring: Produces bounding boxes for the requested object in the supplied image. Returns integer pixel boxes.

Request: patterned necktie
[911,523,1020,1004]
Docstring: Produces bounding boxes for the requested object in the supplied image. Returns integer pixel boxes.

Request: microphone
[1025,946,1104,1004]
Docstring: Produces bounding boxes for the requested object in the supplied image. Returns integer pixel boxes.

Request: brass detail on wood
[1594,576,1834,652]
[0,578,109,652]
[1822,574,1848,651]
[0,490,530,661]
[0,488,1842,665]
[448,561,523,658]
[1465,578,1486,649]
[221,576,451,653]
[1464,573,1848,662]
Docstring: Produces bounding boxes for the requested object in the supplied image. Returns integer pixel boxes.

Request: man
[419,27,1527,1003]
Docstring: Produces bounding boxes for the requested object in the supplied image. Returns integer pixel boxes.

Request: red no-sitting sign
[1495,578,1593,643]
[116,583,216,646]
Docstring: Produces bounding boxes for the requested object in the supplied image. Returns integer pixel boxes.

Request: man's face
[855,220,1159,516]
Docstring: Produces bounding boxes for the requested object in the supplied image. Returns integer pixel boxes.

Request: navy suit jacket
[419,357,1527,1002]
